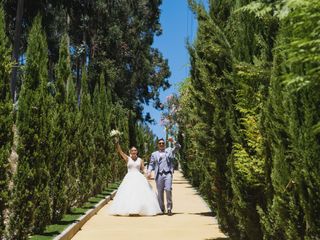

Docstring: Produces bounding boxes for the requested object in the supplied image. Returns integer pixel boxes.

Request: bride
[107,140,162,216]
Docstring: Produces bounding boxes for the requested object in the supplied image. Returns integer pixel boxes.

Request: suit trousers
[156,172,173,212]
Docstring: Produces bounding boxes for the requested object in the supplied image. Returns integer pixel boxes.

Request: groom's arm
[172,141,181,155]
[168,137,181,155]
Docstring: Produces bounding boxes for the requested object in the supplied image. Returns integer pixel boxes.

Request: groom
[147,137,181,216]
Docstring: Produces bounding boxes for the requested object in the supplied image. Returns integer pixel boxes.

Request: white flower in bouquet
[110,129,122,144]
[110,129,122,138]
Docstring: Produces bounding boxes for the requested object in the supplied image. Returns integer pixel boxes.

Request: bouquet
[110,129,122,143]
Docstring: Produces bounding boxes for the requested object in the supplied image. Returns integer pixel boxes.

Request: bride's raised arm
[115,142,129,162]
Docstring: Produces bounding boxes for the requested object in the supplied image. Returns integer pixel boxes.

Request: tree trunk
[11,0,24,102]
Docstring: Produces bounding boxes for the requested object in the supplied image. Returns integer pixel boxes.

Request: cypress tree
[229,63,268,240]
[65,68,80,209]
[0,6,12,238]
[260,1,320,238]
[110,103,129,181]
[187,2,240,238]
[92,73,109,194]
[102,62,118,184]
[224,2,276,238]
[135,123,156,161]
[76,67,94,204]
[8,15,51,239]
[50,33,70,221]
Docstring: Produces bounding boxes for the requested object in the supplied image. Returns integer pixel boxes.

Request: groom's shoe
[167,210,172,216]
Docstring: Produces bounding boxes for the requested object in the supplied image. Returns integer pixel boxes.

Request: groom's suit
[147,142,181,212]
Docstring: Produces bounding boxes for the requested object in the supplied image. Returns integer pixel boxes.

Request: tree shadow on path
[188,211,214,217]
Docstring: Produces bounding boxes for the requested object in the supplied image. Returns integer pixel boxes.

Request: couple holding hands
[108,136,181,216]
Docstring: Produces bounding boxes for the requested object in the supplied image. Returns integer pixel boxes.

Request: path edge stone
[53,190,117,240]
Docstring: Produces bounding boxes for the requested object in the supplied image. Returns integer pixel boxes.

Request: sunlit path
[72,171,227,240]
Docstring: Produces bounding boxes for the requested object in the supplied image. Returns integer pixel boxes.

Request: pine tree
[92,73,110,194]
[0,6,12,238]
[8,15,51,239]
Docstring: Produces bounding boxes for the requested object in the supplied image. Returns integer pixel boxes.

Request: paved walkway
[72,171,228,240]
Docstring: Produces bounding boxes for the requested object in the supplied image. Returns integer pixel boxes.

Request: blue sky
[143,0,197,139]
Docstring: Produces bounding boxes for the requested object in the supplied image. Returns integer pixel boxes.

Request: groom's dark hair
[158,138,165,143]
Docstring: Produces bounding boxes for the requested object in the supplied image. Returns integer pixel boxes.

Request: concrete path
[72,171,228,240]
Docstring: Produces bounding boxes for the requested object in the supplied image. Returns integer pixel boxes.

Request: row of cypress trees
[178,0,320,239]
[0,6,13,239]
[0,10,156,240]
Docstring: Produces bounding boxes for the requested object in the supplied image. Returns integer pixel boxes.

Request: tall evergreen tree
[92,73,111,194]
[75,67,94,204]
[49,33,70,221]
[259,1,320,239]
[65,67,80,209]
[0,6,12,238]
[186,2,240,238]
[110,102,130,181]
[8,16,51,239]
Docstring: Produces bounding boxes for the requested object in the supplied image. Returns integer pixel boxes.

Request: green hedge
[178,1,320,239]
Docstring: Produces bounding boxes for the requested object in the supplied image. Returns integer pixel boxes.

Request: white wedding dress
[107,157,162,216]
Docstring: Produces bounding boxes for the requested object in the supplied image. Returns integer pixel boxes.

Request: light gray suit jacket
[147,142,181,180]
